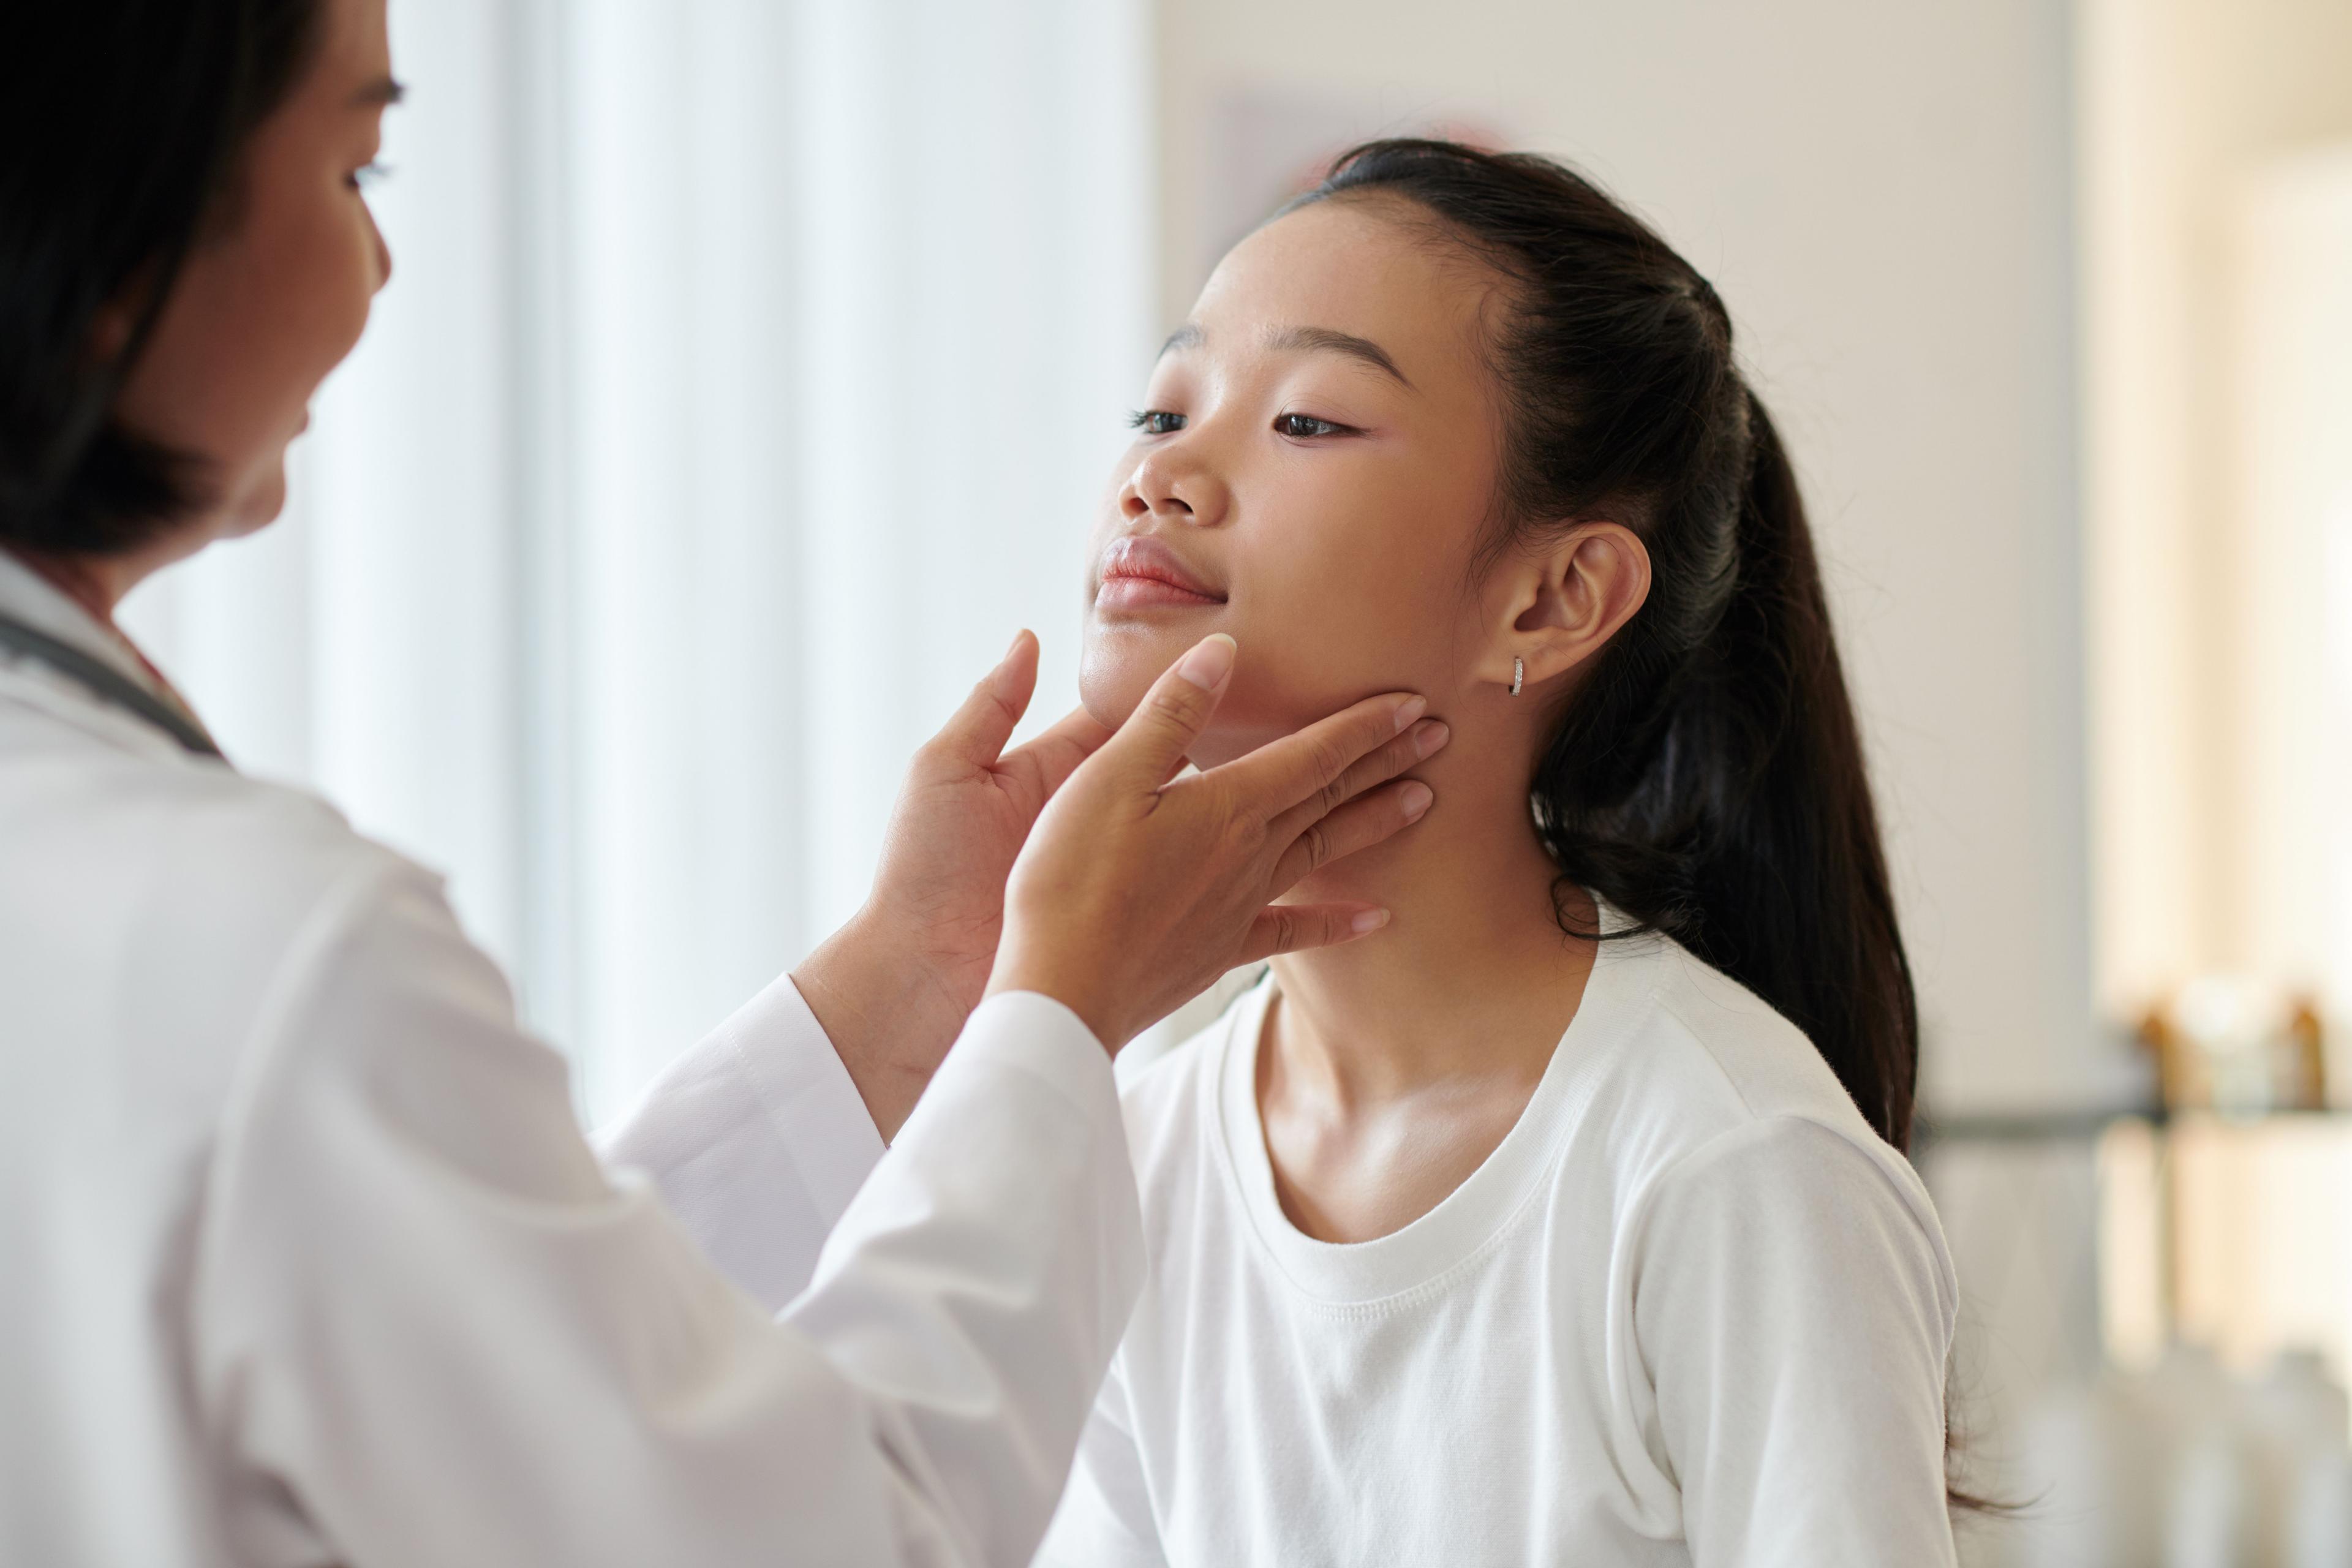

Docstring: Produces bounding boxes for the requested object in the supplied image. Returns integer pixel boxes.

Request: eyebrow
[1267,326,1413,389]
[1155,322,1412,390]
[351,77,407,108]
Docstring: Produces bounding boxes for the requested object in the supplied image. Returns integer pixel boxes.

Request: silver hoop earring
[1510,657,1524,697]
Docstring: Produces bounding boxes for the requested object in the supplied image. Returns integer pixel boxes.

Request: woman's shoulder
[1603,935,1880,1132]
[1561,937,1955,1332]
[132,766,429,965]
[11,700,409,911]
[1585,933,1929,1215]
[6,716,452,1054]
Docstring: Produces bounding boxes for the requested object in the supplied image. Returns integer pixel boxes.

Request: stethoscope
[0,609,225,760]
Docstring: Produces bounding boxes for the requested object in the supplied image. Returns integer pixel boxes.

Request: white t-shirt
[1036,925,1960,1567]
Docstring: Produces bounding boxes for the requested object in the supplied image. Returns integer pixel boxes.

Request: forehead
[309,0,394,91]
[1186,197,1501,386]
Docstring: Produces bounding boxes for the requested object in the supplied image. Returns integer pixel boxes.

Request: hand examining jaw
[793,630,1446,1140]
[789,631,1110,1141]
[989,631,1445,1047]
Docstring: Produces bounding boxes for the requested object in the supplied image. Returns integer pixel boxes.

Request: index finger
[998,704,1116,802]
[1200,691,1428,821]
[928,630,1041,771]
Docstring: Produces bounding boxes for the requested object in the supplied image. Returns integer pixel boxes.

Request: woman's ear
[1477,522,1652,696]
[89,296,138,364]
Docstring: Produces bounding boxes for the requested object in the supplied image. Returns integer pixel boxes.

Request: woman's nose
[369,209,394,293]
[1123,441,1226,526]
[1120,486,1180,521]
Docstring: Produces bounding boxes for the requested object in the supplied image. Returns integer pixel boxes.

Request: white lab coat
[0,550,1143,1567]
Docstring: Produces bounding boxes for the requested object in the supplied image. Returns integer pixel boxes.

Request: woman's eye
[351,160,392,192]
[1274,413,1346,439]
[1128,409,1186,436]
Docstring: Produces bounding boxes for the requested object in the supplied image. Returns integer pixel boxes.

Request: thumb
[1099,633,1237,787]
[928,630,1039,771]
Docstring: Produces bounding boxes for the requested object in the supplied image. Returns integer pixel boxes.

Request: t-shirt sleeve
[1626,1114,1959,1568]
[1031,1352,1166,1568]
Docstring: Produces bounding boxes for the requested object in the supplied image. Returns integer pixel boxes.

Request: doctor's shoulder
[142,760,430,956]
[7,725,466,1061]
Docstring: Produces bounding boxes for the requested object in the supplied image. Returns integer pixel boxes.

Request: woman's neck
[1267,731,1597,1107]
[5,513,219,626]
[6,546,131,626]
[4,541,202,704]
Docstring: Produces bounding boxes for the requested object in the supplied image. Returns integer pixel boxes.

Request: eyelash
[1126,409,1357,440]
[1274,413,1349,440]
[351,161,393,192]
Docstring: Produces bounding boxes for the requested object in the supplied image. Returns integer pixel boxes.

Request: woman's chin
[1079,638,1291,774]
[219,456,291,540]
[1077,647,1150,736]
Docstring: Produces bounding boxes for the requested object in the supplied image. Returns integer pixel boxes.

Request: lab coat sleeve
[598,971,885,1311]
[1030,1353,1167,1567]
[1626,1115,1959,1568]
[191,856,1144,1568]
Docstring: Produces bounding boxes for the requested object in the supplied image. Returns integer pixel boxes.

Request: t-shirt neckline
[1213,905,1657,1307]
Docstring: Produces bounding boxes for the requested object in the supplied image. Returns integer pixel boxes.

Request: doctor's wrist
[791,909,977,1142]
[984,943,1124,1057]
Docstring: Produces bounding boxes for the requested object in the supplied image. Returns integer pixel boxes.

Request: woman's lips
[1095,536,1226,612]
[1096,575,1224,610]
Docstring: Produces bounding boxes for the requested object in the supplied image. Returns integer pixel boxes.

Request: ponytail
[1307,141,1920,1152]
[1652,390,1917,1150]
[1303,134,1981,1508]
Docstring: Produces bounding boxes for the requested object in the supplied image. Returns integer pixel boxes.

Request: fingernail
[1412,720,1450,759]
[1005,630,1028,661]
[1174,633,1237,692]
[1400,781,1433,821]
[1392,695,1428,734]
[1351,908,1391,935]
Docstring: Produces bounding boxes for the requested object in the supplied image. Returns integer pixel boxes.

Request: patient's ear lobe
[1477,522,1651,696]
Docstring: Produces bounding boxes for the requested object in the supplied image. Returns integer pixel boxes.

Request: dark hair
[1297,140,1919,1153]
[1300,140,2005,1517]
[0,0,322,554]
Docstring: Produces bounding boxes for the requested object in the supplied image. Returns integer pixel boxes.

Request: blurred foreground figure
[0,1,1441,1562]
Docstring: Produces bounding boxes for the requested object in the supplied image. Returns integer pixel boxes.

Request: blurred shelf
[1915,1104,2352,1154]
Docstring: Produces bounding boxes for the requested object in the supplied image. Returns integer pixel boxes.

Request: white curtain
[121,0,1155,1125]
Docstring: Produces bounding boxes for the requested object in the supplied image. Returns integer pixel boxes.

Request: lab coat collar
[0,550,156,688]
[0,548,214,756]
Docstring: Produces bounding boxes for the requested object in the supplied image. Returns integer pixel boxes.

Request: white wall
[1155,0,2099,1112]
[2233,149,2352,1029]
[2081,0,2352,1023]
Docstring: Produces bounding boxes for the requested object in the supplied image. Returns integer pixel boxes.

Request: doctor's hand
[793,631,1112,1141]
[989,633,1447,1051]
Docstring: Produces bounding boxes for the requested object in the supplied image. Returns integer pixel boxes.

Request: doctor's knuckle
[1156,682,1210,728]
[1305,734,1354,790]
[1315,772,1353,818]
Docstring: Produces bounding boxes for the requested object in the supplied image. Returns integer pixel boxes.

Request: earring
[1510,657,1524,697]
